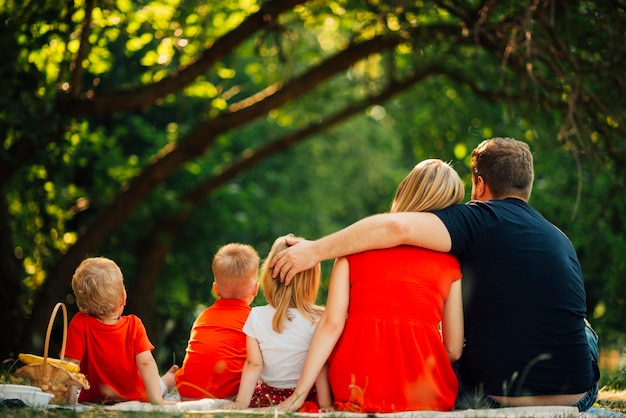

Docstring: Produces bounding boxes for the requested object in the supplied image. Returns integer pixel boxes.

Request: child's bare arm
[222,336,263,410]
[135,350,164,405]
[65,357,81,405]
[275,257,350,411]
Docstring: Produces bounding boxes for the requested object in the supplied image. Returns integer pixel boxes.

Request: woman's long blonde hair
[390,159,464,213]
[261,235,324,333]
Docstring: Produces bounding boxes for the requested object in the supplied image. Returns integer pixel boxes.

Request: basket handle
[42,302,68,366]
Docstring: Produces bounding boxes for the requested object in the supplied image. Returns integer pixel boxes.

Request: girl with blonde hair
[223,236,331,411]
[276,159,465,412]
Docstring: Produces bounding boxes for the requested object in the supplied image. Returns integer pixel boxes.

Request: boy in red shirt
[174,243,259,400]
[65,257,177,404]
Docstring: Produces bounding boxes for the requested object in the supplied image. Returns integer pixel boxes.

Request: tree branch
[127,65,445,322]
[57,0,308,116]
[69,0,94,97]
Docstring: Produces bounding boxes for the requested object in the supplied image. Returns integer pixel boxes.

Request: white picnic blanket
[101,399,583,417]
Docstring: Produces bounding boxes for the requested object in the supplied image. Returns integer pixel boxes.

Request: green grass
[596,392,626,414]
[601,365,626,392]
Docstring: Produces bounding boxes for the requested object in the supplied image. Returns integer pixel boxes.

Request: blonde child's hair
[212,243,260,299]
[72,257,125,318]
[261,235,324,333]
[390,159,464,213]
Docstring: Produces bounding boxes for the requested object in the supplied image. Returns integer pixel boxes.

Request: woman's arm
[441,279,464,362]
[271,212,450,284]
[274,257,351,411]
[222,336,263,409]
[314,363,333,410]
[135,350,165,405]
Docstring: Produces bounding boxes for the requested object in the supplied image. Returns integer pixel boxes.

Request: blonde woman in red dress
[275,159,465,412]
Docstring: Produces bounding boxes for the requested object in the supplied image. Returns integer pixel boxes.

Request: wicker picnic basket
[15,302,89,405]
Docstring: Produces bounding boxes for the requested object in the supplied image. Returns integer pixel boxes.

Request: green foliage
[1,0,624,365]
[601,364,626,392]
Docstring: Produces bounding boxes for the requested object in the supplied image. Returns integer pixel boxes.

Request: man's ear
[253,282,259,297]
[474,175,485,197]
[476,175,497,200]
[213,282,221,297]
[473,175,495,201]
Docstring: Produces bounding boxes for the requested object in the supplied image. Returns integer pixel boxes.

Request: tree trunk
[0,186,24,360]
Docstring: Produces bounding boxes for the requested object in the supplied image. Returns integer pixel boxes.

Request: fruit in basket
[18,353,80,373]
[71,372,89,388]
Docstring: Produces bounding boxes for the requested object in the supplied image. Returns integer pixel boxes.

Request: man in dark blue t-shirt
[271,137,599,411]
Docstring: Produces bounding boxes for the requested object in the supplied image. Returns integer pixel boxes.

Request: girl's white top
[243,305,319,388]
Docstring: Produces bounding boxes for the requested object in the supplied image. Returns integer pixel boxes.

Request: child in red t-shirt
[65,257,177,405]
[174,243,260,400]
